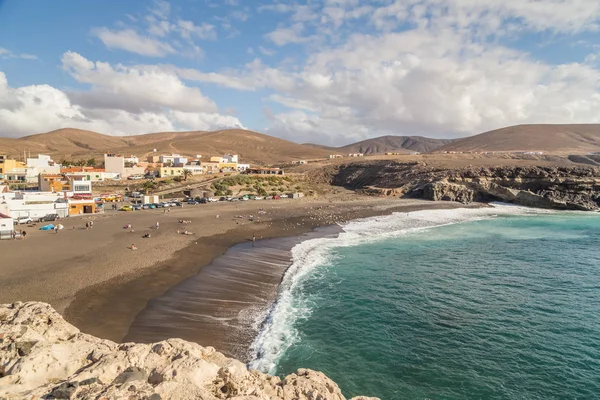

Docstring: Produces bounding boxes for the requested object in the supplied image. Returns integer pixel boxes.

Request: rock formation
[0,302,377,400]
[315,161,600,211]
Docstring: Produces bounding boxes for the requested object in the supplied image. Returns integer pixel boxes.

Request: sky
[2,0,600,145]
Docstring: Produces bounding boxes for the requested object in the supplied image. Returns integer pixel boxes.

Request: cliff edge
[0,302,377,400]
[314,161,600,211]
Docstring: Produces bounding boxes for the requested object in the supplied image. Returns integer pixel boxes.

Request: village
[0,151,314,239]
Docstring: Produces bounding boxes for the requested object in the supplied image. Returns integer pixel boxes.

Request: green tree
[86,158,96,167]
[183,169,192,181]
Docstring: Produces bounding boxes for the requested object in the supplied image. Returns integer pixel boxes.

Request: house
[246,167,284,175]
[68,199,96,215]
[183,164,204,175]
[237,164,250,172]
[347,153,364,157]
[158,166,184,178]
[293,160,308,165]
[0,155,26,181]
[290,192,305,199]
[0,191,69,219]
[104,153,145,179]
[202,162,220,174]
[39,174,69,192]
[159,154,188,165]
[0,212,14,239]
[26,154,61,183]
[61,167,120,182]
[328,154,342,159]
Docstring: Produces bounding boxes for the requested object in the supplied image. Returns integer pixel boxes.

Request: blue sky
[1,0,600,145]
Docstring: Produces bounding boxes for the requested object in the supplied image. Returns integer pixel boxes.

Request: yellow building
[0,156,26,179]
[68,201,96,215]
[159,166,184,178]
[219,162,238,172]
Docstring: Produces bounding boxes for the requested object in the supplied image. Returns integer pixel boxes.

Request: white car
[207,197,218,202]
[17,216,33,224]
[254,196,263,200]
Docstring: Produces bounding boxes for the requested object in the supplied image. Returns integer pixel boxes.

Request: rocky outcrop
[316,161,600,211]
[0,302,376,400]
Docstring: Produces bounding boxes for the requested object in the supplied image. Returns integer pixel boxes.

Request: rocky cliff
[0,302,376,400]
[314,161,600,211]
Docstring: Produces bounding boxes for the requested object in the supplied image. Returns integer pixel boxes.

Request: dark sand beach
[0,195,483,358]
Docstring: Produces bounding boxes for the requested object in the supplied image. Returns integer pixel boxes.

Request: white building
[347,153,364,157]
[237,164,250,172]
[0,191,69,219]
[222,154,238,163]
[104,154,145,179]
[0,212,14,239]
[159,154,188,165]
[124,155,139,165]
[183,164,204,175]
[26,154,61,183]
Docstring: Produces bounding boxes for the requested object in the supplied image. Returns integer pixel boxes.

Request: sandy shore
[0,194,483,348]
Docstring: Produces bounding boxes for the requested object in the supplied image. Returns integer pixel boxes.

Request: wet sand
[0,195,484,350]
[124,225,341,361]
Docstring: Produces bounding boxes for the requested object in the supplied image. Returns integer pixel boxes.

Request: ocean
[249,205,600,399]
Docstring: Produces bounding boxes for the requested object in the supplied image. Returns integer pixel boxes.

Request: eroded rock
[0,302,379,400]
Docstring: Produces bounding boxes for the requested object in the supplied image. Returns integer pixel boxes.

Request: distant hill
[436,124,600,154]
[307,135,454,155]
[0,128,332,164]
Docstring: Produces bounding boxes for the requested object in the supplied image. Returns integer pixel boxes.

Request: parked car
[219,197,227,202]
[198,198,208,204]
[132,204,142,210]
[144,174,155,179]
[240,196,249,201]
[17,216,33,224]
[273,195,281,200]
[173,201,182,207]
[254,196,263,200]
[38,214,59,222]
[148,204,158,209]
[229,197,239,202]
[207,197,218,202]
[121,205,133,211]
[186,200,199,205]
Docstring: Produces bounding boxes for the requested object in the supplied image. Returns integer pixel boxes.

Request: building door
[83,206,93,214]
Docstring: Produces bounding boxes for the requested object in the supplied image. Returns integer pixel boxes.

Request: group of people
[11,230,26,239]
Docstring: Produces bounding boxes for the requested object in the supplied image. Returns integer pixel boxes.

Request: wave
[247,204,555,374]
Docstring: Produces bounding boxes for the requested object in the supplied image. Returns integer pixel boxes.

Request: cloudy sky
[1,0,600,145]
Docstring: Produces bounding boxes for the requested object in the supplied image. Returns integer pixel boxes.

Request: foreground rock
[0,302,377,400]
[314,161,600,211]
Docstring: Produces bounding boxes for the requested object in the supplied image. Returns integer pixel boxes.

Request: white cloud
[92,28,175,57]
[177,20,217,40]
[0,47,37,60]
[0,51,245,137]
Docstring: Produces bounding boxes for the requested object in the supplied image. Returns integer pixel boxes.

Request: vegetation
[211,175,305,197]
[183,169,192,181]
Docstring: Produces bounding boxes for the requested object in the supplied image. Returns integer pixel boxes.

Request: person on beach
[155,222,160,230]
[85,222,89,230]
[130,244,137,250]
[21,230,26,239]
[90,220,94,229]
[252,234,256,246]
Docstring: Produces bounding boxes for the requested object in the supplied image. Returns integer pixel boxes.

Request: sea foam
[248,203,555,374]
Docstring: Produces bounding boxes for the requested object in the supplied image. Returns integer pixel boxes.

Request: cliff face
[0,302,377,400]
[318,161,600,211]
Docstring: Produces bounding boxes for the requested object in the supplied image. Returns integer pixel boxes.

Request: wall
[68,202,96,215]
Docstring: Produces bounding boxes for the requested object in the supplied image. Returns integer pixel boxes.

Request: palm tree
[183,169,192,181]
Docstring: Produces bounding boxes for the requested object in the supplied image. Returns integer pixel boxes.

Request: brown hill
[0,128,333,164]
[436,124,600,154]
[307,135,454,155]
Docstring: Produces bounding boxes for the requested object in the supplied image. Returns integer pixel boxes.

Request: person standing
[155,221,159,230]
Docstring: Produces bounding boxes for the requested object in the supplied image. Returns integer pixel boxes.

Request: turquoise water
[251,207,600,399]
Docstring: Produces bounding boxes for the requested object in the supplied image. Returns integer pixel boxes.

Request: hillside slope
[0,128,332,164]
[307,135,453,155]
[437,124,600,154]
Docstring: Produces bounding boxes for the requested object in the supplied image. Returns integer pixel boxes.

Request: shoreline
[0,195,485,355]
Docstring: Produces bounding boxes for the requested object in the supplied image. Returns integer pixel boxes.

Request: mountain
[0,128,333,164]
[307,135,454,155]
[436,124,600,154]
